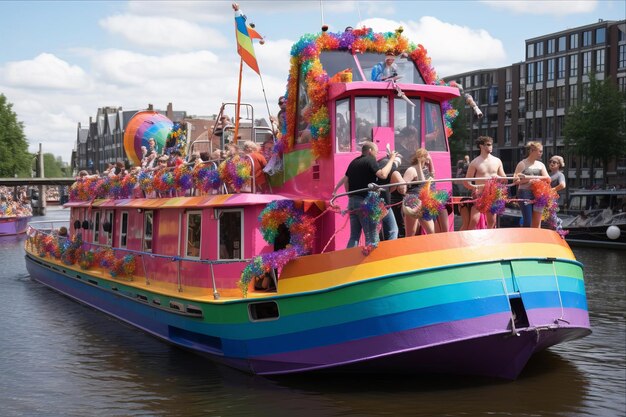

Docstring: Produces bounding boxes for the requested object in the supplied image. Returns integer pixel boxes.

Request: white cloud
[481,0,597,15]
[99,14,228,50]
[360,16,508,76]
[1,53,91,90]
[127,0,232,23]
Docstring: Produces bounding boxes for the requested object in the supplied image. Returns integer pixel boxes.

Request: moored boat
[0,215,32,235]
[24,9,591,379]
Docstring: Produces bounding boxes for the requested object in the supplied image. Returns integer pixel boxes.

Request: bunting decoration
[234,4,260,74]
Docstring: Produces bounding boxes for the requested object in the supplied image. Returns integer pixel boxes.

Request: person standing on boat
[403,149,436,236]
[371,51,399,81]
[242,141,267,193]
[333,142,398,248]
[513,141,551,228]
[549,155,567,208]
[464,136,507,229]
[376,154,404,241]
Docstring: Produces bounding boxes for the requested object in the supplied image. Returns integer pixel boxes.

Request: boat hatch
[248,301,279,322]
[509,297,530,329]
[169,326,222,352]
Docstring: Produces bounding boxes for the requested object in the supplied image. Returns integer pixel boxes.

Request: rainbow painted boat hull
[25,227,590,379]
[0,216,31,235]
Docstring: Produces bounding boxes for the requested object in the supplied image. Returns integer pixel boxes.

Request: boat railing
[28,220,70,234]
[330,175,546,206]
[26,224,249,300]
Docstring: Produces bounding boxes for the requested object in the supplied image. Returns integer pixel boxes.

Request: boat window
[218,209,243,260]
[335,98,352,152]
[93,211,100,243]
[424,101,447,152]
[355,96,389,141]
[393,97,421,169]
[143,210,153,252]
[319,51,362,82]
[186,211,202,258]
[295,67,311,145]
[357,52,425,84]
[120,211,128,248]
[105,210,113,246]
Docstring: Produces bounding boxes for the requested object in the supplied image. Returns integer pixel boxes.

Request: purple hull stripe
[250,309,590,378]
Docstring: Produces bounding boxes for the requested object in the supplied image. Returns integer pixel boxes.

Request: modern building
[445,19,626,188]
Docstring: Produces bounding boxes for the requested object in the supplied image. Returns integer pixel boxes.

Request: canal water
[1,208,624,417]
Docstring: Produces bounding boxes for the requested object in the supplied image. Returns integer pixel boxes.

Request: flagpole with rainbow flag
[232,3,269,144]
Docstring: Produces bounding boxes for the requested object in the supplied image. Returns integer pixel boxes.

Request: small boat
[559,189,626,249]
[24,11,591,380]
[499,189,626,249]
[0,215,32,235]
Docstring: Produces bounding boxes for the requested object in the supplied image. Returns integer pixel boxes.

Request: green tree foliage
[0,94,32,177]
[563,74,626,184]
[43,153,69,177]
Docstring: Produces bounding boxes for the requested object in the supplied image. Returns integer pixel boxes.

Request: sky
[0,0,624,163]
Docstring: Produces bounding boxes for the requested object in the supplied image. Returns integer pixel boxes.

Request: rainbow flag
[234,9,260,74]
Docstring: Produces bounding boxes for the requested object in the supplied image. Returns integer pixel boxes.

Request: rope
[551,261,569,324]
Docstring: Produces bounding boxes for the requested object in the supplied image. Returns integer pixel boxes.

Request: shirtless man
[463,136,506,229]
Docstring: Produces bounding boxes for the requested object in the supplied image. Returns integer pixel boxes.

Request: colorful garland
[475,178,508,215]
[239,200,315,297]
[279,27,458,159]
[218,155,251,193]
[361,191,388,238]
[418,181,449,220]
[530,180,565,237]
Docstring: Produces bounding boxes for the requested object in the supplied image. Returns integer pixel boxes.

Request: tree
[43,153,69,177]
[563,74,626,185]
[0,94,32,177]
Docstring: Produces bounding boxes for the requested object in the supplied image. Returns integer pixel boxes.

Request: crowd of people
[0,186,33,217]
[333,136,567,248]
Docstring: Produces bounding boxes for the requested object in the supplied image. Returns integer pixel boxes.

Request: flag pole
[234,58,243,144]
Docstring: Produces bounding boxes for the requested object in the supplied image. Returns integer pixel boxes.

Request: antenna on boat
[319,0,325,29]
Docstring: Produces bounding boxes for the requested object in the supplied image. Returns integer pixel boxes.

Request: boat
[559,189,626,249]
[499,189,625,249]
[0,215,32,235]
[24,12,591,380]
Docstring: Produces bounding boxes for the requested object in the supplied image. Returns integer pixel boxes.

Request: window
[424,101,447,152]
[319,51,363,82]
[558,36,566,52]
[536,41,544,56]
[582,30,592,47]
[546,117,554,139]
[547,59,555,80]
[556,115,565,138]
[218,209,243,260]
[120,212,128,248]
[595,49,605,72]
[394,97,421,167]
[354,97,389,141]
[547,87,555,109]
[527,63,535,83]
[143,211,153,252]
[547,39,555,54]
[527,90,535,112]
[105,210,113,246]
[359,52,424,84]
[596,28,606,44]
[536,61,544,82]
[505,82,512,100]
[557,56,566,79]
[526,119,534,139]
[504,126,511,145]
[618,45,626,68]
[488,86,498,104]
[527,43,534,59]
[536,90,543,109]
[619,77,626,94]
[335,98,351,152]
[570,33,579,49]
[582,82,590,101]
[569,84,578,106]
[569,54,578,77]
[535,118,543,139]
[93,211,100,243]
[186,211,201,258]
[582,51,591,74]
[295,67,310,145]
[557,86,565,108]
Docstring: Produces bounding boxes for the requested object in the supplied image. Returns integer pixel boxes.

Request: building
[446,19,626,188]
